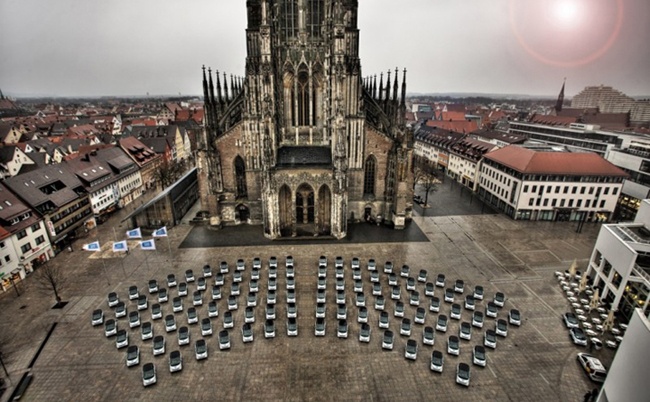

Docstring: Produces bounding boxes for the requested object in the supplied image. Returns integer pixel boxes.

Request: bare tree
[34,262,67,305]
[412,156,440,213]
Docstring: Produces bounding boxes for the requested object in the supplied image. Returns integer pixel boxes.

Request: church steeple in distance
[555,78,566,113]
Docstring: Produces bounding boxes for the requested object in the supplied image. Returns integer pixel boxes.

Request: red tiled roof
[425,119,478,134]
[529,114,577,126]
[484,146,629,177]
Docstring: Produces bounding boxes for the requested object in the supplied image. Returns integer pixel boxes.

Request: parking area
[0,213,612,402]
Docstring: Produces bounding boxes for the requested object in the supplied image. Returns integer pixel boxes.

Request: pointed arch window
[280,0,298,38]
[234,156,247,198]
[364,156,377,196]
[307,0,324,38]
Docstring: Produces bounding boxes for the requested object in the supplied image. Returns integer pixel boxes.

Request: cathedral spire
[378,73,383,102]
[555,78,566,113]
[400,68,407,108]
[208,68,216,109]
[216,71,223,104]
[392,67,399,103]
[202,66,211,127]
[231,75,236,97]
[372,75,377,100]
[384,69,391,112]
[223,72,230,103]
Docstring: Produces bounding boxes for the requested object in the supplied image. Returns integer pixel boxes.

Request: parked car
[379,311,390,329]
[577,353,607,382]
[400,265,410,278]
[436,315,448,332]
[177,326,190,346]
[201,318,213,336]
[142,362,157,387]
[464,295,475,311]
[223,311,234,328]
[128,311,141,328]
[115,302,127,318]
[456,363,470,387]
[153,335,165,355]
[219,330,231,350]
[405,339,418,360]
[169,350,182,373]
[383,261,393,274]
[178,282,188,297]
[415,307,426,324]
[444,288,454,303]
[185,270,195,283]
[137,295,148,311]
[570,327,588,346]
[359,323,371,342]
[92,309,104,326]
[400,318,412,336]
[164,314,177,332]
[423,326,435,346]
[105,319,117,337]
[337,319,348,338]
[195,339,208,360]
[564,312,580,329]
[450,303,462,320]
[202,264,212,278]
[315,317,326,336]
[151,304,162,320]
[435,274,445,288]
[495,319,508,337]
[148,279,158,293]
[430,350,444,373]
[264,319,276,339]
[459,322,472,341]
[187,307,198,325]
[141,322,153,340]
[287,317,298,337]
[425,282,435,297]
[447,335,460,356]
[107,292,119,307]
[358,306,368,323]
[126,345,140,367]
[167,274,177,288]
[220,261,229,274]
[484,329,497,349]
[508,309,521,326]
[382,330,394,350]
[128,286,139,300]
[472,311,484,328]
[395,301,405,317]
[454,279,464,294]
[172,297,183,313]
[486,302,498,318]
[429,297,441,313]
[473,285,484,300]
[493,292,506,307]
[473,345,486,367]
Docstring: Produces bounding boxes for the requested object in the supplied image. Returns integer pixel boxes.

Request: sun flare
[554,0,580,24]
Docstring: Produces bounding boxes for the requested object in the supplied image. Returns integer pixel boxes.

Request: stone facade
[197,0,413,239]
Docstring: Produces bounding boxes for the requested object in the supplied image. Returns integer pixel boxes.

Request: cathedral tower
[198,0,413,239]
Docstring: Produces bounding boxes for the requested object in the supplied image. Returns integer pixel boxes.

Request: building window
[568,199,573,207]
[611,270,623,289]
[17,229,27,240]
[589,187,594,194]
[602,259,612,277]
[604,187,609,195]
[0,241,4,249]
[21,243,32,253]
[552,199,557,207]
[31,222,41,232]
[560,199,565,207]
[307,0,324,38]
[363,156,377,196]
[555,186,560,193]
[585,200,590,208]
[543,199,549,207]
[600,200,605,208]
[4,256,10,263]
[35,235,45,245]
[528,198,534,206]
[572,186,577,194]
[532,185,537,193]
[280,0,299,38]
[564,186,569,194]
[577,199,582,207]
[613,187,618,195]
[523,185,528,193]
[234,156,248,198]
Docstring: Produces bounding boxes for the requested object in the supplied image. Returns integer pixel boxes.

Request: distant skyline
[1,0,649,98]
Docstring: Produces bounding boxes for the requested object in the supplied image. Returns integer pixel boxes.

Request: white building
[605,137,650,220]
[586,199,650,321]
[477,145,626,221]
[596,308,650,402]
[0,183,53,291]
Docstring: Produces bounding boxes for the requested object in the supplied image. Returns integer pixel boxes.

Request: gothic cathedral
[197,0,413,239]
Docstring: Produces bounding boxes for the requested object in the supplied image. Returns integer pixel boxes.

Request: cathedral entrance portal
[318,185,331,235]
[236,204,250,223]
[295,184,315,236]
[279,185,292,237]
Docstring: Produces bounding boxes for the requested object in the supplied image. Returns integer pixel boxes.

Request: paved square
[0,213,616,402]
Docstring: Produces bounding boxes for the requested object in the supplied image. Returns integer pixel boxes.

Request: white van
[577,353,607,382]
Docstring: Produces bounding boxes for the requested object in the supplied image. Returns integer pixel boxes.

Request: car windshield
[475,347,485,359]
[449,337,458,347]
[461,324,470,333]
[93,310,102,318]
[452,305,460,313]
[143,365,154,378]
[383,332,393,342]
[567,314,577,323]
[117,331,126,341]
[397,303,404,311]
[142,324,151,332]
[511,310,520,319]
[224,313,232,322]
[486,331,496,341]
[179,283,187,290]
[475,313,483,321]
[574,329,586,339]
[432,353,442,364]
[439,316,447,325]
[220,332,229,342]
[498,321,507,330]
[106,321,115,329]
[154,337,163,346]
[170,353,181,364]
[459,365,469,379]
[475,286,483,294]
[359,308,367,317]
[196,342,206,352]
[407,341,417,351]
[128,347,138,357]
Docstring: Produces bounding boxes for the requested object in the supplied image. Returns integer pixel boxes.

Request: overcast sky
[1,0,648,98]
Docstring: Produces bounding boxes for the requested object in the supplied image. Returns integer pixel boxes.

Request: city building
[606,137,650,220]
[119,136,162,193]
[596,308,649,402]
[197,1,414,239]
[447,137,497,189]
[586,199,650,322]
[469,128,526,149]
[413,126,465,172]
[571,85,650,126]
[3,164,93,253]
[477,145,627,221]
[65,147,142,221]
[0,183,53,292]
